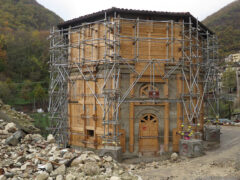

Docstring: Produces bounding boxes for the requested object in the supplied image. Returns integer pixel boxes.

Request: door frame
[129,102,169,153]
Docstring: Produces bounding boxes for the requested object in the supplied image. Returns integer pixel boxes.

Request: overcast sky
[37,0,235,21]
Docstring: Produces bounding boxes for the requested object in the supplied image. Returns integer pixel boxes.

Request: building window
[140,84,158,97]
[87,130,94,137]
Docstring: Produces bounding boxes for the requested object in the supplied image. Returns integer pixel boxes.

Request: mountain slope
[0,0,63,31]
[203,0,240,57]
[0,0,63,108]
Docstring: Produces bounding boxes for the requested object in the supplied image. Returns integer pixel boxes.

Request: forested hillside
[203,0,240,57]
[0,0,62,30]
[0,0,63,109]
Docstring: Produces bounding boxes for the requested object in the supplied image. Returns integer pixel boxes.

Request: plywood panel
[70,132,85,147]
[119,129,126,153]
[69,103,83,131]
[172,128,180,152]
[96,105,103,127]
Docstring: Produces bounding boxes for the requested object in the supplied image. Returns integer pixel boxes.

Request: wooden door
[139,114,159,153]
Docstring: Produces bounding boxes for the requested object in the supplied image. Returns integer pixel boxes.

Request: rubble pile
[0,99,39,134]
[0,120,140,180]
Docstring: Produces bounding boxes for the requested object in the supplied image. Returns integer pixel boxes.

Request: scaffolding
[49,13,219,147]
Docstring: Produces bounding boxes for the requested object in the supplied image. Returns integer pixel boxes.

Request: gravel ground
[132,126,240,180]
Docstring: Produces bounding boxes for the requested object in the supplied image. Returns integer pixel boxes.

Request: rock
[16,156,26,164]
[4,172,14,178]
[36,172,49,180]
[71,154,89,166]
[129,165,135,170]
[56,175,64,180]
[63,152,73,159]
[45,163,53,173]
[0,130,8,135]
[21,162,31,170]
[31,134,44,142]
[103,156,113,162]
[171,152,178,161]
[51,164,66,176]
[5,130,25,146]
[47,134,55,143]
[82,162,100,176]
[110,176,121,180]
[4,122,17,133]
[66,174,76,180]
[0,175,6,180]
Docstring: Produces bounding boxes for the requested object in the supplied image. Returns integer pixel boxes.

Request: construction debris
[0,99,39,134]
[0,120,140,180]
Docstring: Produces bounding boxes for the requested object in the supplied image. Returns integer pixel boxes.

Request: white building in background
[225,52,240,64]
[223,52,240,98]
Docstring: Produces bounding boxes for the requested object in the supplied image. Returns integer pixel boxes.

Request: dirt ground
[132,126,240,180]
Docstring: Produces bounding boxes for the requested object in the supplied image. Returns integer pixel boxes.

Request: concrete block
[179,139,204,158]
[204,126,220,142]
[99,146,122,162]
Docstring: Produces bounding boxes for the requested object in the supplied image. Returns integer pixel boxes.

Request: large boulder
[44,163,53,173]
[56,175,64,180]
[5,130,26,146]
[56,174,64,180]
[82,162,100,176]
[0,175,6,180]
[65,174,76,180]
[171,152,178,161]
[51,164,66,177]
[47,134,55,143]
[110,176,121,180]
[4,123,17,133]
[36,172,49,180]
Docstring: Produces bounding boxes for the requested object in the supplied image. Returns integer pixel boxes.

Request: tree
[20,80,32,101]
[222,68,237,93]
[33,83,47,107]
[0,81,11,102]
[0,34,7,72]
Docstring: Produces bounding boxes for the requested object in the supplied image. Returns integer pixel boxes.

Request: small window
[140,84,158,97]
[87,130,94,137]
[88,25,92,37]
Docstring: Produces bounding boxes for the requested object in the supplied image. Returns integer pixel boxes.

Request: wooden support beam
[83,80,86,148]
[93,80,98,148]
[130,74,134,97]
[164,102,169,152]
[174,102,182,152]
[164,79,169,98]
[129,102,134,152]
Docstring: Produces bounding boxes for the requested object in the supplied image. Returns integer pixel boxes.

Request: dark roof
[58,7,213,34]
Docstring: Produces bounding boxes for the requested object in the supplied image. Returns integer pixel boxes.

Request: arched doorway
[139,113,159,154]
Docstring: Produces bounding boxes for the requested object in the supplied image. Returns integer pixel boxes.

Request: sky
[37,0,235,21]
